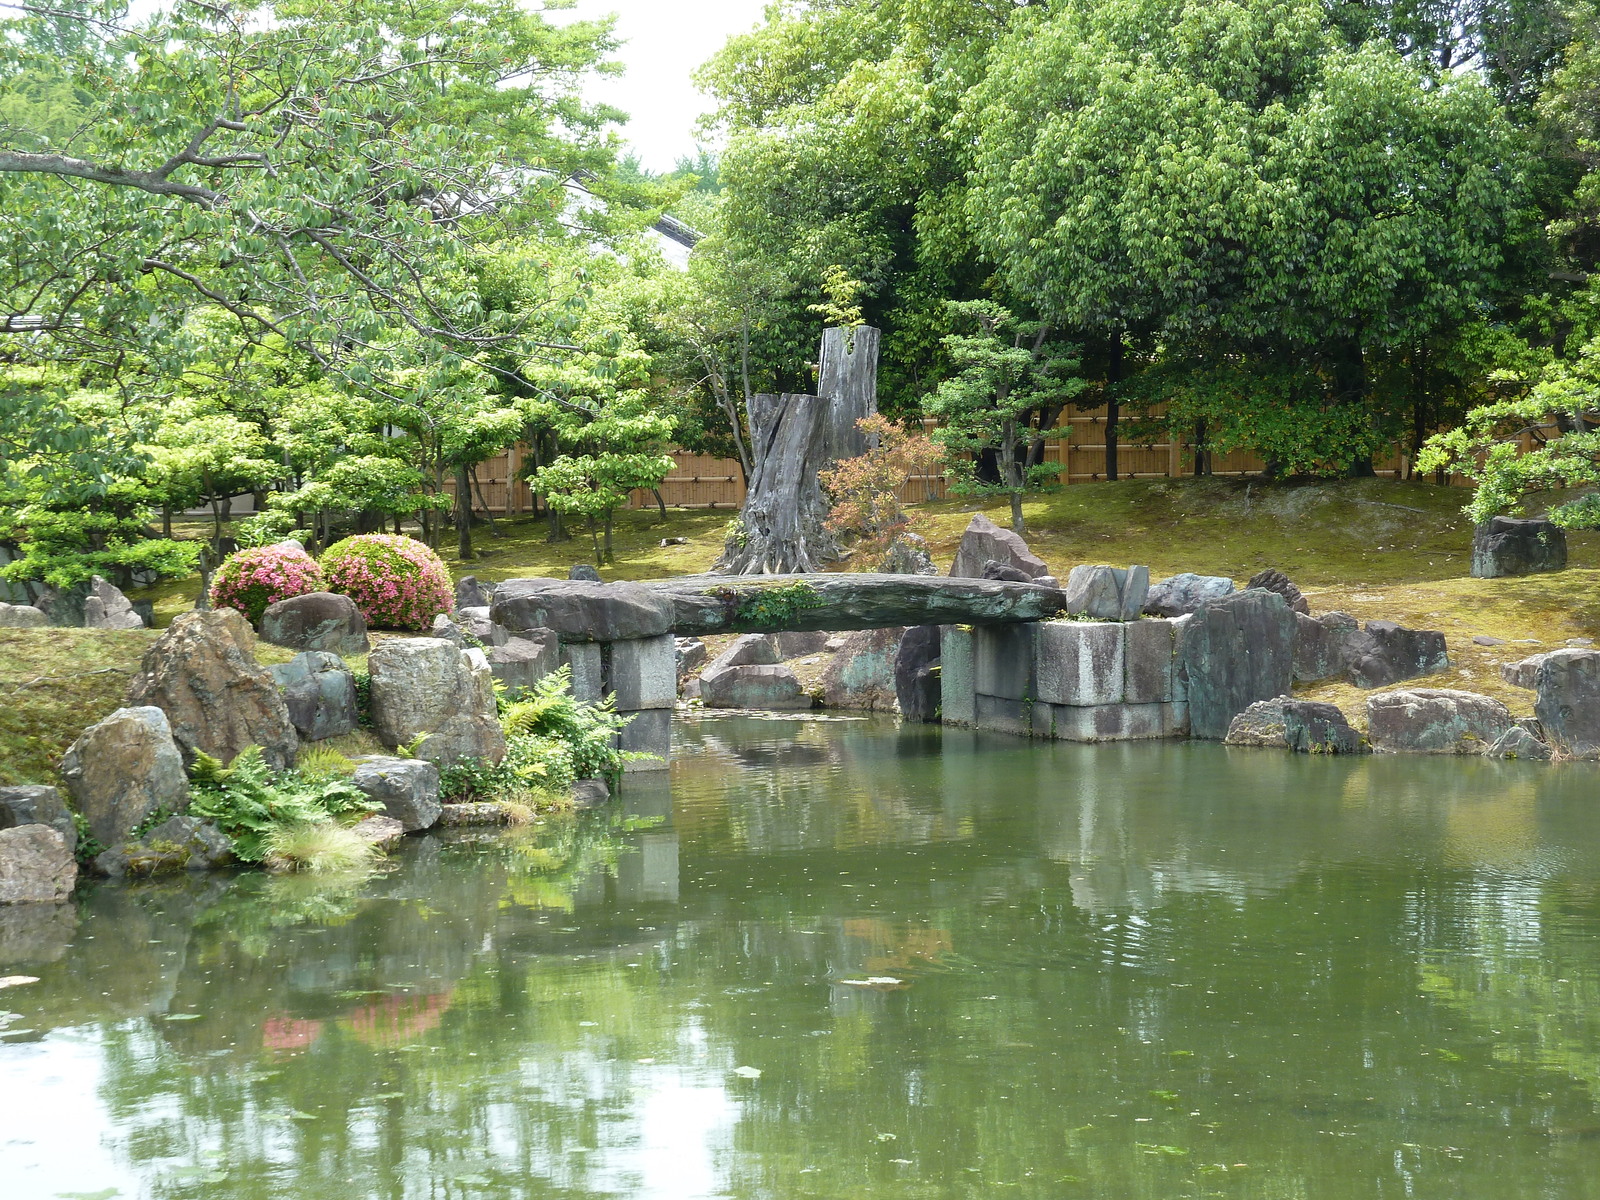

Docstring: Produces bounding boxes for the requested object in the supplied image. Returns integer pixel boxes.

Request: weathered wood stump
[716,326,881,575]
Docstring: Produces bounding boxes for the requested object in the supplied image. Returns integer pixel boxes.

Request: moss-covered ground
[9,476,1592,787]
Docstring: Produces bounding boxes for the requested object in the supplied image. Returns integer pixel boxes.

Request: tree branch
[0,151,222,204]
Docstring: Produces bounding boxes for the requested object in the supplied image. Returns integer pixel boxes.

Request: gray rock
[1473,635,1508,647]
[610,634,677,710]
[706,633,779,672]
[938,626,976,725]
[676,637,709,676]
[1062,565,1149,622]
[1487,726,1553,761]
[368,639,506,766]
[33,579,92,627]
[1223,696,1290,747]
[59,706,190,848]
[352,756,442,832]
[700,663,812,709]
[880,534,939,576]
[456,606,509,647]
[640,573,1069,636]
[821,626,906,711]
[1125,617,1186,704]
[1282,700,1365,755]
[894,625,942,722]
[949,513,1048,580]
[0,825,76,903]
[774,630,831,658]
[1366,688,1514,754]
[569,563,603,582]
[430,612,466,647]
[0,785,76,853]
[1179,590,1296,740]
[974,622,1037,702]
[1472,516,1566,578]
[572,778,610,808]
[128,609,298,771]
[350,815,406,851]
[1293,611,1358,683]
[492,578,672,642]
[1501,651,1556,690]
[97,815,234,877]
[824,636,848,652]
[487,630,560,696]
[1343,621,1449,689]
[269,651,358,742]
[454,575,494,610]
[1246,568,1309,616]
[258,591,371,656]
[1533,648,1600,758]
[1144,573,1236,618]
[618,706,672,770]
[562,642,604,702]
[1568,637,1597,648]
[0,602,48,628]
[1036,621,1125,706]
[981,559,1033,583]
[81,575,144,629]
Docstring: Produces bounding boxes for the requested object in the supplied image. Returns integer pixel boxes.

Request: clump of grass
[262,821,382,873]
[500,800,536,825]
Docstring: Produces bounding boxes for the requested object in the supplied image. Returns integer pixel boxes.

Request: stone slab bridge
[484,573,1288,773]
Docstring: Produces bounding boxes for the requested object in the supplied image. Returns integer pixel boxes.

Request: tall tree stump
[716,327,880,575]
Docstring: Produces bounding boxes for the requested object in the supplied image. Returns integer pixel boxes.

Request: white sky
[557,0,770,171]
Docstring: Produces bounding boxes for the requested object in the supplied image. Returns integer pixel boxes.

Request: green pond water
[5,715,1600,1199]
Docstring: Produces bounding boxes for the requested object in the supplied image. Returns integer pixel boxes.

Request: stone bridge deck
[491,573,1070,641]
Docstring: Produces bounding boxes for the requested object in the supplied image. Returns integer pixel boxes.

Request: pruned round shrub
[209,542,324,623]
[320,534,452,631]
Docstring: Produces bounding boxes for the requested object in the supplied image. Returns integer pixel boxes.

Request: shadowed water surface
[5,715,1600,1198]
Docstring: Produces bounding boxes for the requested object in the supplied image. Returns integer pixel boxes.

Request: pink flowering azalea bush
[210,543,325,623]
[320,534,452,631]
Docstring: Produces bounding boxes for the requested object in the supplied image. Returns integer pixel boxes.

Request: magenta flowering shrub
[320,534,452,631]
[210,544,324,623]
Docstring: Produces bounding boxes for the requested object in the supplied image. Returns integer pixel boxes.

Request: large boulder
[0,785,77,853]
[1223,696,1290,747]
[0,602,47,628]
[569,563,603,582]
[367,638,506,766]
[1532,648,1600,758]
[33,579,92,627]
[1500,651,1556,690]
[351,756,442,832]
[880,534,939,576]
[1246,569,1309,616]
[1487,726,1553,761]
[1293,611,1357,683]
[1144,573,1235,618]
[949,513,1049,580]
[699,663,812,710]
[775,630,831,658]
[491,578,673,642]
[259,591,370,656]
[486,630,560,696]
[1282,700,1365,755]
[269,651,358,742]
[58,706,190,848]
[1472,516,1566,578]
[127,608,298,771]
[1062,565,1149,622]
[81,575,145,629]
[0,826,76,904]
[94,815,233,878]
[1178,590,1296,739]
[454,575,495,610]
[676,637,709,676]
[455,606,509,647]
[821,626,906,711]
[706,633,779,672]
[895,625,942,722]
[1366,688,1514,754]
[1343,621,1449,690]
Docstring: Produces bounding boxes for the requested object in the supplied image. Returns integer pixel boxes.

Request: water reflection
[2,718,1600,1199]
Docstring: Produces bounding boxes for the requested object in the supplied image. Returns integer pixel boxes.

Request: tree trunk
[1105,334,1123,482]
[650,488,667,520]
[455,463,474,560]
[603,510,615,562]
[716,326,880,574]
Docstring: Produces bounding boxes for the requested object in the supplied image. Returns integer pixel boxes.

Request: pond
[4,715,1600,1199]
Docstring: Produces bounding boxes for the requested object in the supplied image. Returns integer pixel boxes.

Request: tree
[924,302,1085,532]
[818,414,943,560]
[961,0,1533,475]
